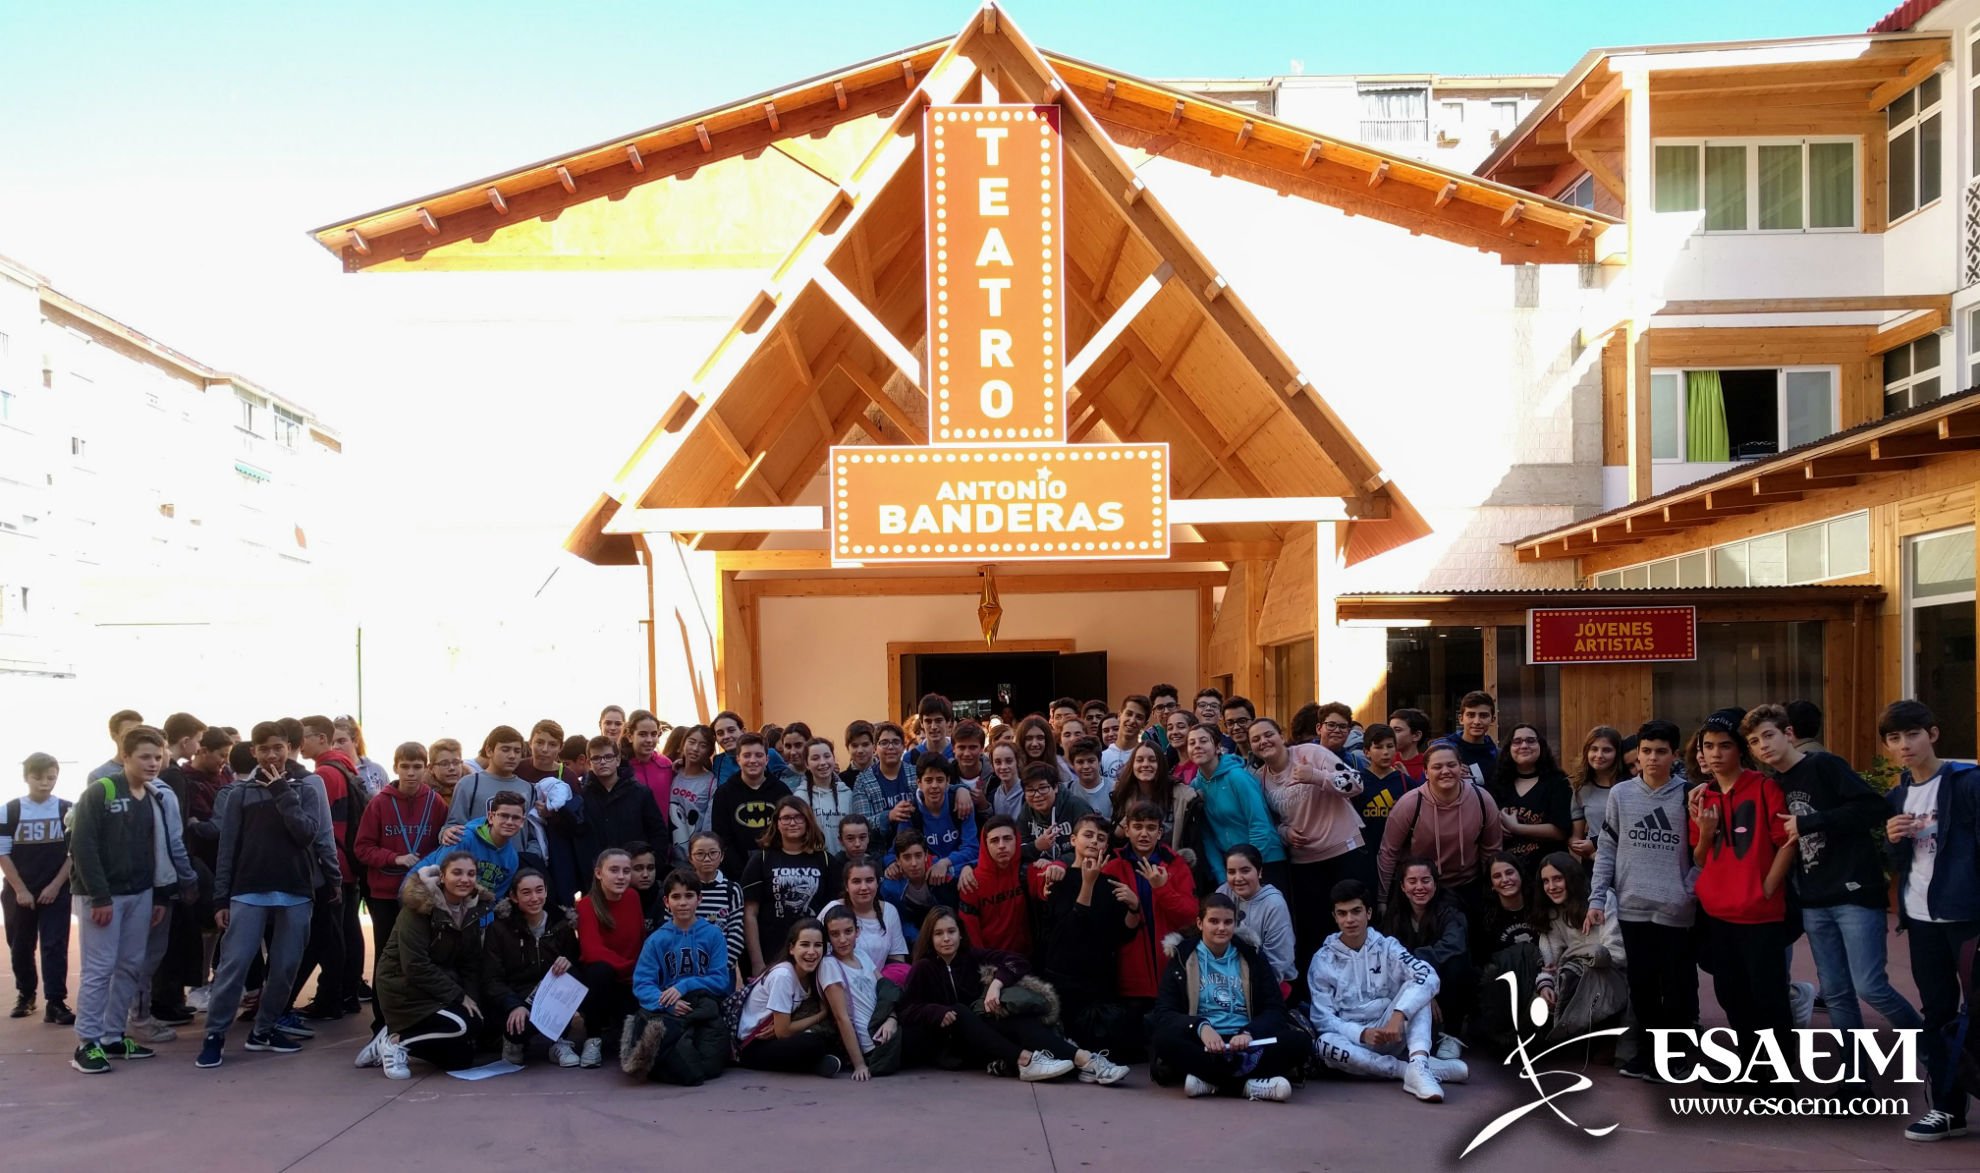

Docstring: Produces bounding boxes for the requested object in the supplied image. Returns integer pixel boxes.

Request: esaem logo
[1648,1028,1923,1085]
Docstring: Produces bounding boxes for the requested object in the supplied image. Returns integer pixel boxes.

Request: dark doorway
[902,650,1107,724]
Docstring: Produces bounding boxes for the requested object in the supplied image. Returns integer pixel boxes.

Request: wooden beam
[836,360,926,445]
[1805,454,1917,477]
[1622,72,1653,503]
[1064,262,1173,390]
[1573,147,1624,201]
[813,266,923,391]
[1868,308,1949,357]
[1499,200,1527,228]
[1660,295,1952,316]
[1434,181,1456,208]
[1366,161,1389,188]
[1564,72,1625,147]
[1866,44,1951,112]
[1942,415,1980,441]
[752,571,1229,598]
[703,410,751,467]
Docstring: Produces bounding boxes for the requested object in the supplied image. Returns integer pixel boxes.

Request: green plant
[1861,754,1902,796]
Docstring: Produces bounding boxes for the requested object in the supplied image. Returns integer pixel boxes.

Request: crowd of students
[3,688,1974,1140]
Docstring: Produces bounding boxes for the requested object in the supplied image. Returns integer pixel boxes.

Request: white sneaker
[580,1038,603,1068]
[501,1039,525,1066]
[1019,1050,1075,1081]
[1184,1073,1215,1098]
[1245,1076,1292,1102]
[1433,1034,1463,1061]
[1076,1051,1129,1085]
[186,987,211,1012]
[1402,1055,1445,1103]
[550,1040,580,1068]
[135,1021,178,1044]
[1789,980,1816,1029]
[1426,1057,1469,1083]
[355,1028,386,1069]
[381,1037,412,1080]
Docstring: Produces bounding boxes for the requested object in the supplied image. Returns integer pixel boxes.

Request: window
[1887,74,1943,222]
[1883,334,1943,415]
[1489,99,1519,141]
[1969,305,1980,390]
[1561,174,1596,210]
[1905,527,1976,758]
[1440,100,1465,126]
[1386,627,1484,736]
[238,394,258,434]
[1359,85,1428,143]
[273,405,302,448]
[0,388,12,424]
[1653,140,1857,231]
[1592,512,1869,589]
[70,436,87,460]
[1653,622,1825,729]
[1971,24,1980,180]
[1650,367,1838,462]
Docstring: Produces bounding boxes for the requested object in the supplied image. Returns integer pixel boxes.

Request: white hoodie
[1306,926,1439,1039]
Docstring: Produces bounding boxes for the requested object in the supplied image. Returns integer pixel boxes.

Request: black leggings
[939,1006,1080,1068]
[576,961,631,1042]
[1150,1021,1303,1092]
[398,1002,482,1070]
[738,1030,843,1073]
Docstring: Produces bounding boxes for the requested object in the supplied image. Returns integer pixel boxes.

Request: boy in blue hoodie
[627,870,733,1085]
[894,757,977,883]
[417,791,524,922]
[1435,691,1499,787]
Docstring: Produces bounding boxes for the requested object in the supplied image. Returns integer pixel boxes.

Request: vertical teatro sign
[830,104,1170,566]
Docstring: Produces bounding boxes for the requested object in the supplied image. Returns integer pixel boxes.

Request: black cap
[1701,707,1746,734]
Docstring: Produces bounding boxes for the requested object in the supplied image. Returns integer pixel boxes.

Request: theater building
[311,4,1976,763]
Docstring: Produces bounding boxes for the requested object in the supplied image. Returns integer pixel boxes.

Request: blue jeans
[1801,903,1922,1031]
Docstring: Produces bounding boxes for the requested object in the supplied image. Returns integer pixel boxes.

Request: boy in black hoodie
[1032,814,1137,1064]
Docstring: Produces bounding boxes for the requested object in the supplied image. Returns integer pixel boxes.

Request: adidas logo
[1626,806,1684,847]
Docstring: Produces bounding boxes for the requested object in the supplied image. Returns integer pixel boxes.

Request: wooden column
[1622,71,1654,503]
[715,570,761,727]
[1236,558,1269,702]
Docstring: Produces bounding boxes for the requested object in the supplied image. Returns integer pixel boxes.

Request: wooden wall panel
[1256,526,1318,646]
[1648,326,1873,367]
[1602,335,1627,467]
[1559,665,1653,747]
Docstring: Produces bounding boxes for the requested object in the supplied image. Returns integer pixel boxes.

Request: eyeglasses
[689,850,722,860]
[1510,737,1540,747]
[776,814,807,824]
[1321,721,1352,732]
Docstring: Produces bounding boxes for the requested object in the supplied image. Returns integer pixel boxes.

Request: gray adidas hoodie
[1589,776,1696,928]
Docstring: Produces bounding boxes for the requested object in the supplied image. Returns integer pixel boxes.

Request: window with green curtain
[1686,370,1730,461]
[1654,144,1701,212]
[1807,142,1854,228]
[1704,145,1748,230]
[1757,145,1803,229]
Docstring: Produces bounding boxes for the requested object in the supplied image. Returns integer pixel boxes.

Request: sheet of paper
[446,1059,523,1081]
[1237,1036,1278,1050]
[527,970,588,1041]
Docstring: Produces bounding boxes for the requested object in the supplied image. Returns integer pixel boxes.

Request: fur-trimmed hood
[399,863,495,919]
[977,964,1062,1026]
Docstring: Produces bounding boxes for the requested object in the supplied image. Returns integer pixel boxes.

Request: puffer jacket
[376,865,494,1030]
[1146,931,1288,1043]
[1305,927,1438,1040]
[482,901,582,1015]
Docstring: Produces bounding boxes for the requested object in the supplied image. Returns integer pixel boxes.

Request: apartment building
[0,254,349,776]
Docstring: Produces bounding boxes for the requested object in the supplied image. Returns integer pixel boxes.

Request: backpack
[1399,782,1491,854]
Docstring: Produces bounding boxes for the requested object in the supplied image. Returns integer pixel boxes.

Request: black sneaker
[105,1036,155,1061]
[1905,1110,1969,1142]
[71,1042,111,1074]
[1618,1053,1658,1081]
[340,995,363,1016]
[152,1004,196,1027]
[296,1001,343,1022]
[813,1054,843,1079]
[355,980,374,1003]
[9,994,32,1019]
[44,1000,75,1026]
[245,1028,303,1054]
[195,1035,225,1069]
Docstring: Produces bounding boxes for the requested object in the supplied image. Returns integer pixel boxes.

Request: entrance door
[909,651,1059,724]
[1053,651,1109,706]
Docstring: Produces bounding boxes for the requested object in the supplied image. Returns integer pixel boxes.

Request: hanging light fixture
[977,565,1003,648]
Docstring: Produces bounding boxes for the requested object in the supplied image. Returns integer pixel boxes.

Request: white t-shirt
[735,961,843,1042]
[1100,744,1133,784]
[1073,776,1112,821]
[1903,774,1945,923]
[822,952,880,1052]
[821,899,907,972]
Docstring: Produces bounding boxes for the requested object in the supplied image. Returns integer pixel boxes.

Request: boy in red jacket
[1107,801,1197,1006]
[959,816,1031,955]
[1688,709,1796,1038]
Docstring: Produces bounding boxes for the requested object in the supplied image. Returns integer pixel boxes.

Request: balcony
[1965,177,1980,288]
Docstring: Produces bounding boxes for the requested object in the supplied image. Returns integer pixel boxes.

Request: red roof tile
[1869,0,1946,33]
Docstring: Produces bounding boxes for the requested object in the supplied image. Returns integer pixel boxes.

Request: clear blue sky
[0,0,1885,403]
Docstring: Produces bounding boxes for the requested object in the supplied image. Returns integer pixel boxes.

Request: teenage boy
[840,721,877,789]
[3,753,73,1023]
[1017,763,1092,866]
[69,725,179,1072]
[1049,697,1081,743]
[1307,879,1465,1101]
[1067,738,1112,820]
[1388,709,1431,784]
[293,715,365,1021]
[196,721,333,1068]
[950,720,988,792]
[1588,719,1698,1081]
[1784,700,1828,757]
[1688,709,1796,1039]
[1880,699,1980,1143]
[1108,802,1197,1011]
[896,757,977,883]
[1222,697,1257,762]
[1354,723,1411,850]
[574,736,667,880]
[1031,814,1137,1073]
[124,763,198,1047]
[906,693,955,769]
[709,735,792,881]
[515,719,580,872]
[442,726,528,842]
[835,814,873,864]
[1744,704,1920,1035]
[959,815,1031,954]
[710,710,788,786]
[88,710,145,782]
[1082,698,1110,732]
[880,831,956,947]
[1103,694,1151,782]
[1437,692,1499,786]
[417,791,525,910]
[849,723,917,830]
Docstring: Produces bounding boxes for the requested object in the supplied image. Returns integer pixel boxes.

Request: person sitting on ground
[1467,852,1543,1053]
[574,848,641,1067]
[734,918,862,1078]
[881,831,956,950]
[959,815,1032,956]
[1218,844,1296,995]
[897,907,1117,1085]
[1532,852,1627,1040]
[684,832,745,978]
[360,850,493,1079]
[1029,814,1137,1074]
[626,869,732,1086]
[483,868,584,1069]
[1147,893,1300,1102]
[625,840,661,933]
[1382,857,1473,1054]
[819,855,908,982]
[821,905,901,1078]
[1307,879,1467,1103]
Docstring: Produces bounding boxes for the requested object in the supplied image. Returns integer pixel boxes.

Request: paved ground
[0,928,1967,1172]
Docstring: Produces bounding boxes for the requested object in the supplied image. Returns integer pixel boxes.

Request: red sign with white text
[1527,607,1697,665]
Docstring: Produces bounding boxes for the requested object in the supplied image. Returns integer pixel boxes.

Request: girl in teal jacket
[1184,728,1286,884]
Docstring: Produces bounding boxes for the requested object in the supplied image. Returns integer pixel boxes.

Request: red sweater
[1105,845,1197,998]
[1690,770,1790,925]
[578,889,644,980]
[960,840,1031,956]
[352,785,446,901]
